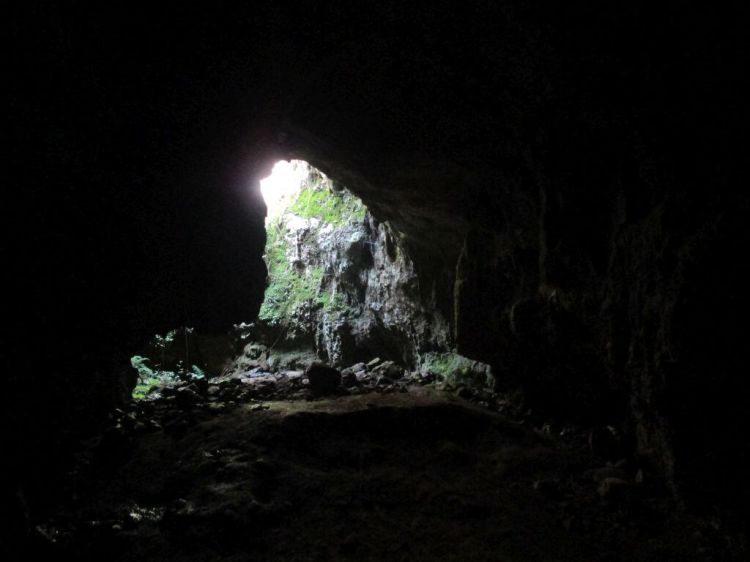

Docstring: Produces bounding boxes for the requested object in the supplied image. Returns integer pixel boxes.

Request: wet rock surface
[29,362,743,561]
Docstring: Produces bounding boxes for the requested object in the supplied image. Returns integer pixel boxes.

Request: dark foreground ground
[31,377,743,561]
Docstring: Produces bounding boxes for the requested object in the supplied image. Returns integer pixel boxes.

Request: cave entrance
[127,160,490,401]
[259,160,310,225]
[255,159,369,367]
[127,160,372,400]
[252,159,488,389]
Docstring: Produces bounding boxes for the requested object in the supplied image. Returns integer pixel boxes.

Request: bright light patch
[259,160,310,224]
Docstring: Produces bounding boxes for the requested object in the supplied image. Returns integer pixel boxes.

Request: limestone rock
[305,363,341,395]
[420,352,493,388]
[340,368,358,387]
[176,387,201,409]
[283,370,304,381]
[371,360,404,380]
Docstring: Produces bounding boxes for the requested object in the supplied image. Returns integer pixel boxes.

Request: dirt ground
[34,385,740,561]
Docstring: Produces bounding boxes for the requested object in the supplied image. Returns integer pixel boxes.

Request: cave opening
[10,4,750,558]
[250,159,493,386]
[255,159,373,368]
[126,158,493,402]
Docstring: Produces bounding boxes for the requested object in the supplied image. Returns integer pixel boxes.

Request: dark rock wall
[7,1,748,519]
[308,211,451,367]
[275,4,749,510]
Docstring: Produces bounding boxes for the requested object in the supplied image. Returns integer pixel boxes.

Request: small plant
[152,331,175,370]
[130,355,179,400]
[130,327,207,399]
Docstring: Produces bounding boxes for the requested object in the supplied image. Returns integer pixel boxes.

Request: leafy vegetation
[130,356,179,400]
[130,329,208,400]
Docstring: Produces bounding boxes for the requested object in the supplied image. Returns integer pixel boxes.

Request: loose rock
[176,387,201,409]
[305,363,341,395]
[340,369,358,387]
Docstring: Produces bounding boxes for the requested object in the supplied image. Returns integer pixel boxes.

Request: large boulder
[305,363,341,395]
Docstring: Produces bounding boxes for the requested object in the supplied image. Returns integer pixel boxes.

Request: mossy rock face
[288,170,366,226]
[255,161,451,369]
[420,352,493,388]
[257,165,368,353]
[258,168,363,331]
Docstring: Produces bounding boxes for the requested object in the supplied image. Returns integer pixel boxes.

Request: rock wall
[292,139,750,511]
[262,4,748,513]
[256,163,450,368]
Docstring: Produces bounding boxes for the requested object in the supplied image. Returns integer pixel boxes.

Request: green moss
[132,376,162,400]
[289,177,366,226]
[421,352,491,387]
[258,168,365,328]
[317,289,352,316]
[259,220,327,324]
[423,354,463,377]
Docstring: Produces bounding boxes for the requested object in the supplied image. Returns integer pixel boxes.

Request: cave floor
[37,385,729,561]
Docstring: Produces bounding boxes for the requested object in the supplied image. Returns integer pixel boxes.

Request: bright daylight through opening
[259,160,310,224]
